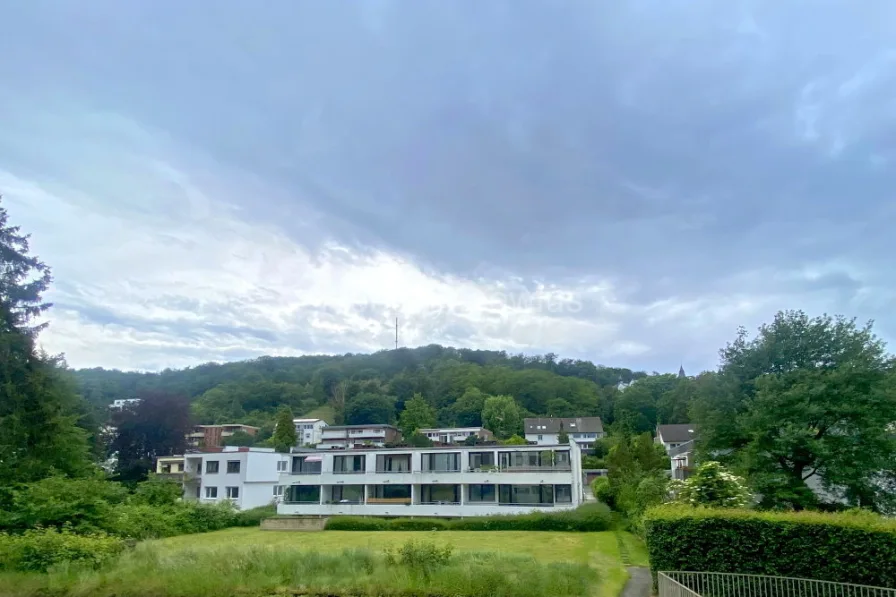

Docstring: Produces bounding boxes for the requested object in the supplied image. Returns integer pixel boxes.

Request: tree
[223,430,256,447]
[668,461,752,508]
[557,423,570,444]
[112,392,192,482]
[452,387,486,427]
[407,432,434,447]
[692,311,896,512]
[398,393,436,437]
[0,199,93,501]
[344,393,395,425]
[481,394,523,439]
[271,407,298,453]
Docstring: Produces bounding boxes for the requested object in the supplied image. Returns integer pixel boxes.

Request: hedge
[0,526,126,572]
[643,506,896,588]
[324,503,613,532]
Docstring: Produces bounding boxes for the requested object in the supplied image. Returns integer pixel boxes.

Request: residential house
[277,440,583,517]
[187,424,260,449]
[656,424,698,454]
[317,424,401,450]
[183,446,289,510]
[155,455,185,481]
[669,440,696,480]
[417,427,494,443]
[293,418,328,446]
[525,417,605,447]
[110,398,141,410]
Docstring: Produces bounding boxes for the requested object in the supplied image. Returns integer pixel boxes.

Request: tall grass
[0,540,598,597]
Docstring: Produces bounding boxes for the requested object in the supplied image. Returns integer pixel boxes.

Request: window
[537,434,543,440]
[285,485,320,503]
[468,484,496,502]
[331,485,364,503]
[420,485,459,504]
[161,464,171,474]
[376,454,411,472]
[370,484,411,500]
[204,486,218,498]
[498,484,554,505]
[333,455,366,473]
[292,456,322,474]
[206,461,219,474]
[273,485,284,497]
[277,460,288,472]
[422,452,460,472]
[175,463,183,472]
[555,485,572,503]
[469,452,495,469]
[226,486,239,499]
[227,461,240,474]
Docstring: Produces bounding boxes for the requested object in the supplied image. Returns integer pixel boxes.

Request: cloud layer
[1,1,894,372]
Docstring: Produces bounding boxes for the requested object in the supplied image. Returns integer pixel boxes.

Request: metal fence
[659,572,896,597]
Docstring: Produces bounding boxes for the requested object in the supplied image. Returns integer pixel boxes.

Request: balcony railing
[418,501,460,505]
[291,469,322,475]
[333,470,366,474]
[658,572,896,597]
[375,469,412,474]
[366,497,412,505]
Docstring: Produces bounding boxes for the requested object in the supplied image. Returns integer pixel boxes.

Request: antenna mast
[395,317,399,350]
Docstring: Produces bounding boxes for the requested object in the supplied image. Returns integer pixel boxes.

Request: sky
[1,0,894,373]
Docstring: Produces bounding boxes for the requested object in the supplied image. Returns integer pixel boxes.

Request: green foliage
[557,425,570,444]
[345,392,396,425]
[1,475,128,532]
[222,429,256,446]
[667,462,752,508]
[582,455,606,469]
[407,431,434,447]
[644,506,896,588]
[384,540,454,579]
[398,393,436,437]
[501,434,528,445]
[271,406,297,452]
[130,476,184,507]
[591,476,614,507]
[481,394,523,439]
[0,525,126,572]
[111,392,191,482]
[692,310,896,512]
[602,433,670,524]
[325,504,613,532]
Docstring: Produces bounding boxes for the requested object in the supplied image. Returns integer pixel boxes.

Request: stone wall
[260,516,329,531]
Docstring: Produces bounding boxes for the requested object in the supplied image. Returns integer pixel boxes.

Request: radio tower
[395,317,399,350]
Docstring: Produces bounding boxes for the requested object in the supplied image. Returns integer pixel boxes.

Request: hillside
[73,345,688,441]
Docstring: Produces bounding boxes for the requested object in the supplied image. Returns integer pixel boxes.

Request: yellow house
[156,456,186,479]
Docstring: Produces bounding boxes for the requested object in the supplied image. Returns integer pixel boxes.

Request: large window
[286,485,321,503]
[468,452,495,470]
[333,455,366,473]
[555,485,572,503]
[226,486,239,499]
[498,484,554,505]
[331,485,364,503]
[468,484,496,503]
[499,451,542,469]
[422,452,460,472]
[292,456,322,474]
[376,454,411,472]
[227,461,240,474]
[370,485,411,500]
[419,485,459,504]
[204,486,218,498]
[205,461,219,474]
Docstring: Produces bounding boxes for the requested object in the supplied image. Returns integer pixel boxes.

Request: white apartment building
[183,447,289,510]
[417,427,494,443]
[524,417,605,447]
[318,424,401,450]
[277,441,584,518]
[293,418,328,446]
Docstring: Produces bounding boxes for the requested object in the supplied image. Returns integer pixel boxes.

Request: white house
[277,441,584,518]
[417,427,494,443]
[110,398,141,410]
[183,447,289,510]
[656,424,698,454]
[317,424,401,449]
[669,440,696,480]
[524,417,605,447]
[293,418,328,446]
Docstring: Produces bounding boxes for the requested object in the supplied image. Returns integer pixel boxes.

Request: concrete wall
[261,517,328,531]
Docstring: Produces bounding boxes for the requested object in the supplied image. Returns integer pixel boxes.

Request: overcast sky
[2,0,894,373]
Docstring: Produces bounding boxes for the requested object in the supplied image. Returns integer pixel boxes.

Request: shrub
[233,505,277,527]
[644,506,896,588]
[325,516,389,531]
[131,476,183,506]
[388,517,449,531]
[384,540,454,578]
[591,476,615,507]
[0,526,126,572]
[3,476,128,533]
[666,462,752,508]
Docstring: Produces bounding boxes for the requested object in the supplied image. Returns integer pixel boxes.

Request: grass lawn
[300,404,336,424]
[152,528,648,597]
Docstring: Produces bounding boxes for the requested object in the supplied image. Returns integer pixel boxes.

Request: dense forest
[73,346,693,441]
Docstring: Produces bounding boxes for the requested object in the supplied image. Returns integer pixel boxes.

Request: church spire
[678,364,686,378]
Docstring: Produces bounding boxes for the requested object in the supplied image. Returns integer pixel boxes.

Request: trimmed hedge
[324,503,613,532]
[644,506,896,588]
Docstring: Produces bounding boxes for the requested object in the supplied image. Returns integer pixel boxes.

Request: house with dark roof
[655,424,698,454]
[524,417,605,447]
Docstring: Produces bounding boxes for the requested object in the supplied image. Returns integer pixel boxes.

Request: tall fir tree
[272,406,297,452]
[0,197,93,504]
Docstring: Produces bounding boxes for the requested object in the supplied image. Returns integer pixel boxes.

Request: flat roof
[304,443,571,455]
[323,424,398,430]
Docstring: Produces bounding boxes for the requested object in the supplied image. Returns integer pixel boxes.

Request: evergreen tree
[272,407,297,452]
[557,422,570,444]
[0,198,92,504]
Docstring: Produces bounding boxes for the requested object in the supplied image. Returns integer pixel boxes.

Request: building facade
[656,424,698,454]
[417,427,494,443]
[183,446,288,510]
[318,424,401,449]
[110,398,141,410]
[524,417,605,447]
[293,418,328,446]
[187,424,260,449]
[155,455,185,481]
[277,441,584,518]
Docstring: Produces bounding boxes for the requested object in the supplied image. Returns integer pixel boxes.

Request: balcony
[375,469,411,474]
[366,497,412,505]
[333,469,366,475]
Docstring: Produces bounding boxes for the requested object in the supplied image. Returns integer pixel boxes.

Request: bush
[644,506,896,588]
[0,526,126,572]
[233,505,277,527]
[324,504,613,532]
[3,476,128,533]
[384,540,454,578]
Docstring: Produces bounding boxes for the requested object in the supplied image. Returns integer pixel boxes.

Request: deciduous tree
[481,394,522,439]
[398,393,436,437]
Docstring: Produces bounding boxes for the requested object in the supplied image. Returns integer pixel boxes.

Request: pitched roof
[524,417,604,434]
[657,424,698,443]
